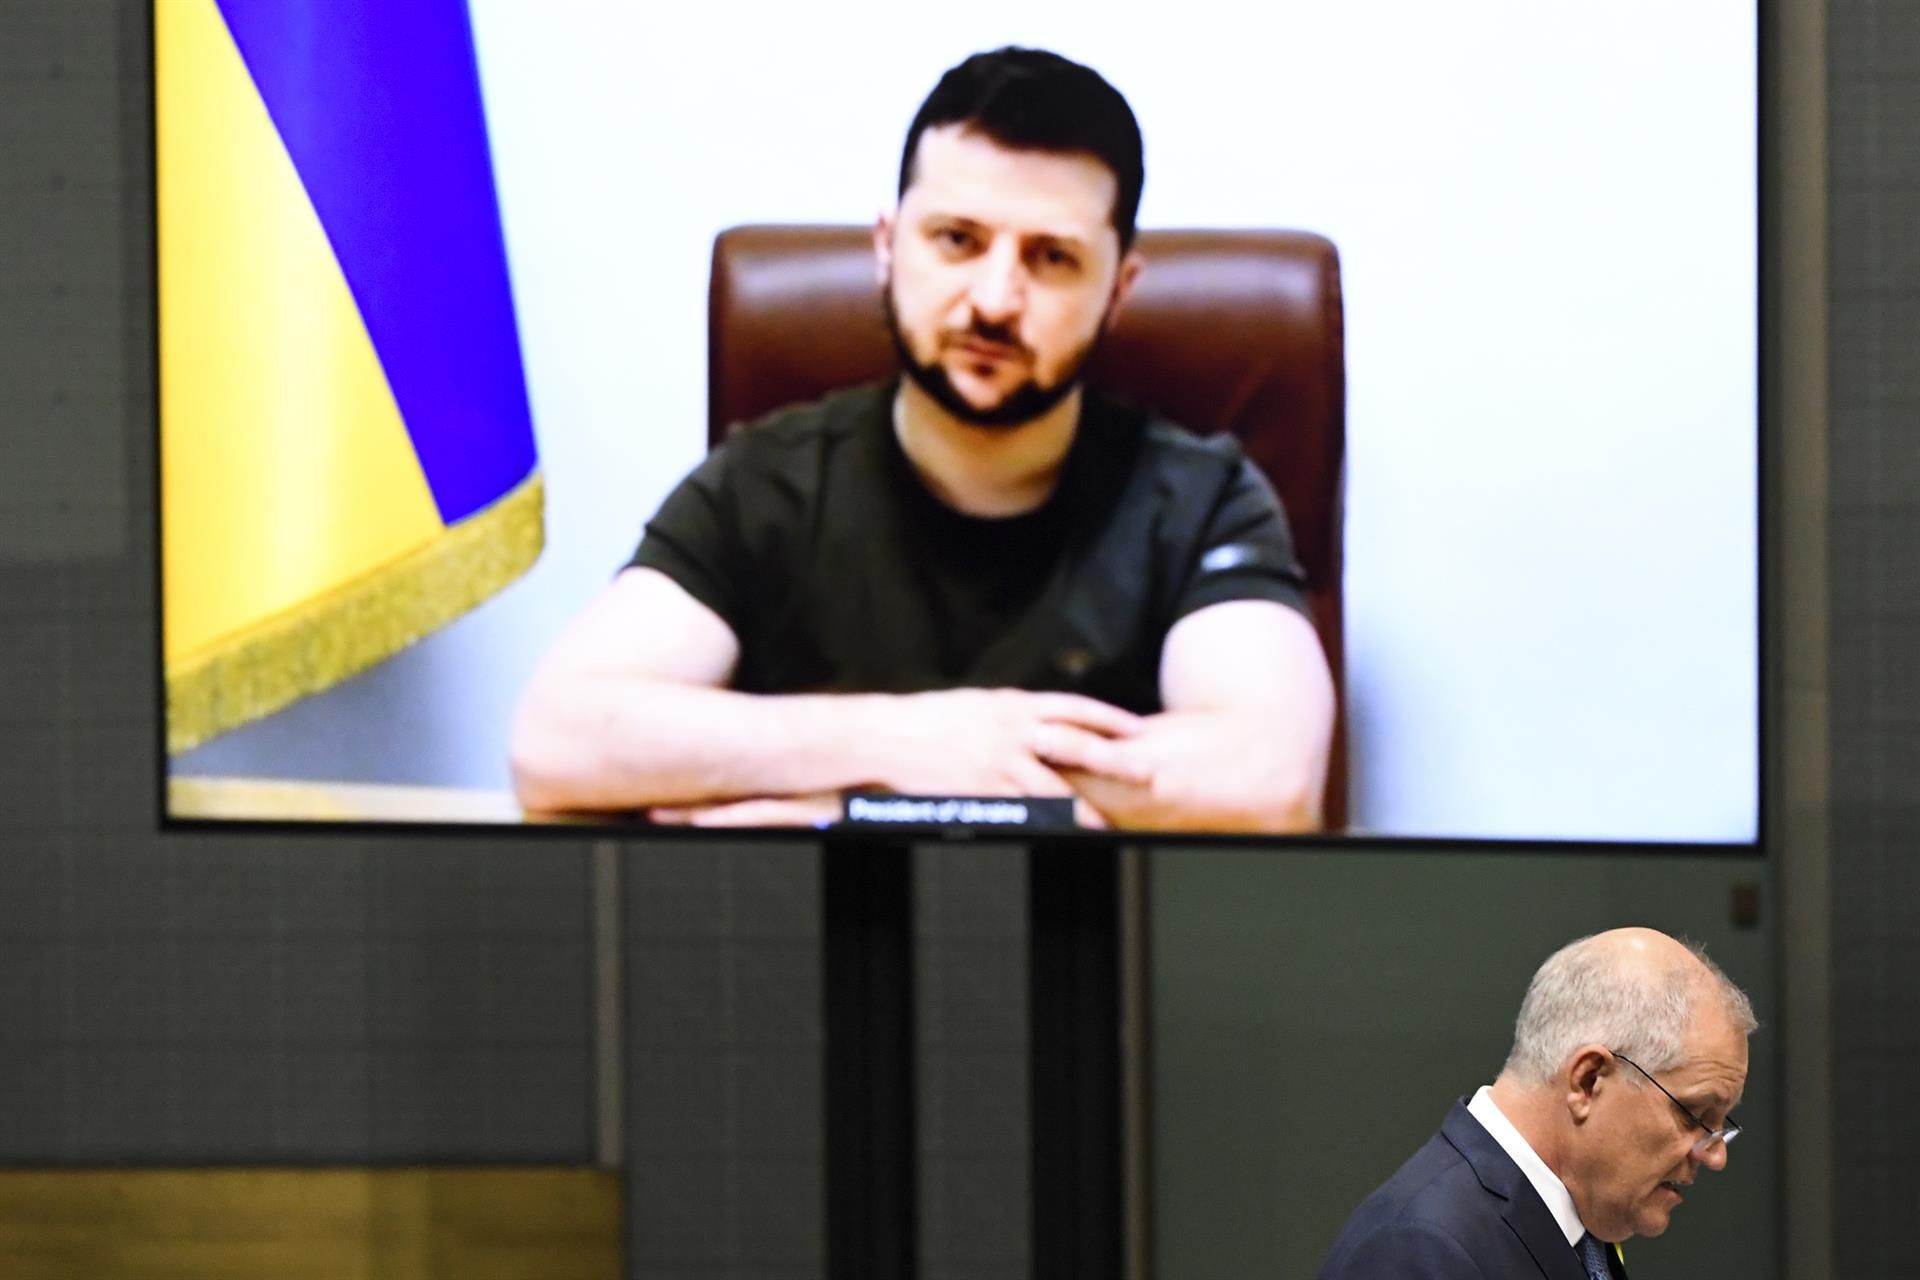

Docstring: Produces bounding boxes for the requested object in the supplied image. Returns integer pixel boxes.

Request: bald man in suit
[1319,929,1754,1279]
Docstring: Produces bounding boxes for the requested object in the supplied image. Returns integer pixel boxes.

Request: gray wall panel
[915,844,1030,1279]
[0,1,132,565]
[1828,1,1920,1263]
[0,0,598,1168]
[623,842,824,1279]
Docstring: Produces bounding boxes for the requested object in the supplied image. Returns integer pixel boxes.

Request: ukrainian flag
[158,0,542,754]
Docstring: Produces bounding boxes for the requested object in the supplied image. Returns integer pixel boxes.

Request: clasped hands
[649,686,1172,829]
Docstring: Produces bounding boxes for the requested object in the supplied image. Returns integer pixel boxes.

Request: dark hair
[898,47,1145,252]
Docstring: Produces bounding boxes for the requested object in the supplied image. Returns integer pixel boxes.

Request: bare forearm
[1157,708,1324,833]
[1090,772,1321,836]
[1092,601,1334,833]
[510,676,889,813]
[1118,768,1322,835]
[1043,708,1328,835]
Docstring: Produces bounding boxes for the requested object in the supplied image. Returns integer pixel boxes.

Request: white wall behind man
[175,0,1758,843]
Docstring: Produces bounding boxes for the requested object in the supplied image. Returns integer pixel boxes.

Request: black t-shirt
[629,380,1309,715]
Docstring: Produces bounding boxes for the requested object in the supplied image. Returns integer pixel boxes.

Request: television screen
[158,0,1758,844]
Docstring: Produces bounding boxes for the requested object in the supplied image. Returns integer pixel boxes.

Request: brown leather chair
[708,226,1348,829]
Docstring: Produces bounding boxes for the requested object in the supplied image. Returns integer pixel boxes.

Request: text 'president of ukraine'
[510,47,1335,833]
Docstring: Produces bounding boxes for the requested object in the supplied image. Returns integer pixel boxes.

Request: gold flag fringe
[166,471,544,754]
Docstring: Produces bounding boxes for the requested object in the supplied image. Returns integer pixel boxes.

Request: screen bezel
[147,4,1770,856]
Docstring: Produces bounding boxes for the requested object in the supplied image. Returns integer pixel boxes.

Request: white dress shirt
[1466,1084,1589,1249]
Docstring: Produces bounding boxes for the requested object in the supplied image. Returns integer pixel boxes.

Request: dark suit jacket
[1318,1101,1625,1279]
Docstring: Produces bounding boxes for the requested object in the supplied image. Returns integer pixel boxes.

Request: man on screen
[1319,928,1755,1279]
[509,47,1334,831]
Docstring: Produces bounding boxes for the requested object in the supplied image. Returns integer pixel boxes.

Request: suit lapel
[1440,1103,1590,1280]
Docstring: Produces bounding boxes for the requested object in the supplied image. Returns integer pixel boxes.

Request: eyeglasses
[1609,1049,1743,1156]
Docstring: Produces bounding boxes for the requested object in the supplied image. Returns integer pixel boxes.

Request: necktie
[1577,1233,1614,1280]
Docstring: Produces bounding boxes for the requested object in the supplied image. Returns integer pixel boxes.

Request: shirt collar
[1467,1084,1589,1248]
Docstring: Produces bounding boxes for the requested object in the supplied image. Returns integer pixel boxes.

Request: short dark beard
[883,286,1102,429]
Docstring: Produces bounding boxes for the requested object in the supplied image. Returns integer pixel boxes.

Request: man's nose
[968,242,1027,321]
[1693,1138,1730,1172]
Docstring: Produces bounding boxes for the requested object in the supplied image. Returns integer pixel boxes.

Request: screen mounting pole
[1029,838,1126,1279]
[822,835,917,1278]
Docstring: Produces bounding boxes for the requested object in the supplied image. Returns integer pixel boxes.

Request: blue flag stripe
[216,0,537,524]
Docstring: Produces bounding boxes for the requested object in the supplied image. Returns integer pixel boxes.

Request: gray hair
[1501,933,1758,1084]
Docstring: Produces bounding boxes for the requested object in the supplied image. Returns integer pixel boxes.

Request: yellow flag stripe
[158,0,444,666]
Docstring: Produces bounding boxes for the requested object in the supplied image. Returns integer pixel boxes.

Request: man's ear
[873,209,896,286]
[1564,1045,1611,1123]
[1106,248,1146,325]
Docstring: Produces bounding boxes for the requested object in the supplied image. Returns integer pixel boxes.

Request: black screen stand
[822,837,917,1279]
[1029,839,1124,1280]
[821,834,1127,1280]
